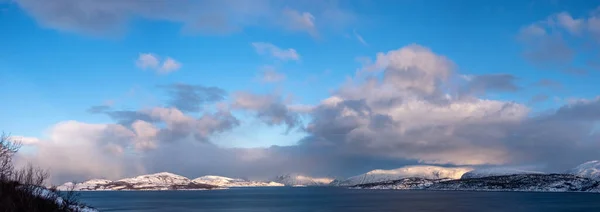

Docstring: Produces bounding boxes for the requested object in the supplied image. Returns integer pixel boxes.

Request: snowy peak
[334,165,473,186]
[273,174,334,186]
[567,160,600,180]
[461,167,544,179]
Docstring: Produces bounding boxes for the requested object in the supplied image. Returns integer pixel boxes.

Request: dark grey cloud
[520,34,575,71]
[14,0,268,35]
[159,83,227,113]
[535,79,563,90]
[13,0,355,37]
[529,94,550,104]
[462,74,520,95]
[232,92,301,132]
[517,8,600,75]
[86,105,111,113]
[86,105,156,126]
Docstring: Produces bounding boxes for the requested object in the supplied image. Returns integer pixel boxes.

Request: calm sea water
[78,187,600,212]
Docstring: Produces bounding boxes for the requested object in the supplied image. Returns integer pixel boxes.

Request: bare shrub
[0,133,22,181]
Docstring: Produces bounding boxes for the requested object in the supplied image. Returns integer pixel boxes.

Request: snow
[273,174,334,186]
[461,167,544,179]
[192,175,284,187]
[333,165,473,186]
[567,160,600,180]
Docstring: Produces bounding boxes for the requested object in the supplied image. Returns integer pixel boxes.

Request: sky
[1,0,600,184]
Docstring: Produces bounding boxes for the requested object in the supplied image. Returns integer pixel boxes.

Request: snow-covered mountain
[350,178,449,190]
[567,160,600,180]
[116,172,191,188]
[192,175,284,187]
[57,172,284,191]
[273,174,334,186]
[56,179,113,191]
[57,172,217,191]
[429,174,600,192]
[353,174,600,192]
[332,165,473,186]
[461,167,544,179]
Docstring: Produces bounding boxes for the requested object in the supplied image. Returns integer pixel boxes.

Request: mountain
[116,172,191,188]
[57,172,284,191]
[57,172,217,191]
[273,174,334,186]
[56,179,113,191]
[332,165,473,186]
[192,175,284,187]
[352,174,600,192]
[567,160,600,180]
[461,167,544,179]
[350,178,450,190]
[429,174,600,192]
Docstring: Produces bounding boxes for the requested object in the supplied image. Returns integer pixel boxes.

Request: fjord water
[79,187,600,212]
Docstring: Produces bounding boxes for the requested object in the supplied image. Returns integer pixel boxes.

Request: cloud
[259,66,286,83]
[301,45,598,169]
[535,79,563,90]
[529,94,550,104]
[518,7,600,73]
[10,136,41,146]
[281,8,317,37]
[251,42,300,61]
[13,0,354,37]
[232,92,301,131]
[135,53,181,74]
[158,83,227,112]
[553,12,585,35]
[353,29,368,46]
[461,74,520,95]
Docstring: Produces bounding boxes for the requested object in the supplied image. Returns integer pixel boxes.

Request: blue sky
[1,0,600,182]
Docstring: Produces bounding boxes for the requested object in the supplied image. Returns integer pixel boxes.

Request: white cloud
[160,57,182,73]
[135,53,181,74]
[10,136,41,146]
[135,53,160,69]
[252,42,300,61]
